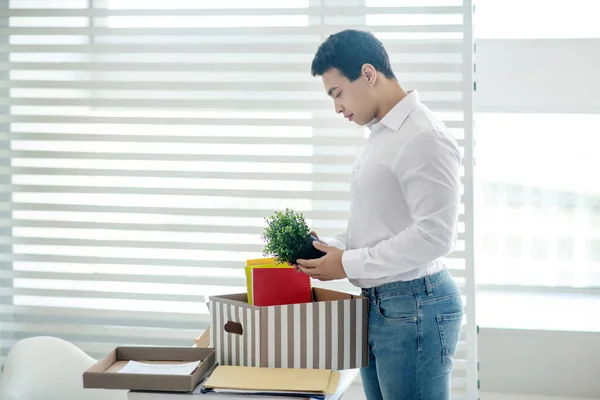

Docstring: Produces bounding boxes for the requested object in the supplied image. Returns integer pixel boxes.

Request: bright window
[475,113,600,288]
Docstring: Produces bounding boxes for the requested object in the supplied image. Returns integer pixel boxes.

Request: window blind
[0,0,477,398]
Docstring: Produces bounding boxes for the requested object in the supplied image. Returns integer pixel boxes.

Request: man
[295,29,464,399]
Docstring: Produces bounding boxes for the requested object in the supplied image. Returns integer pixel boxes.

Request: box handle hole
[224,321,243,335]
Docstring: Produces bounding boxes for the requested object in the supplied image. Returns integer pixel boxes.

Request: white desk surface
[127,368,359,400]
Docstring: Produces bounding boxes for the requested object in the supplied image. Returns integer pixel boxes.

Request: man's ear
[362,64,377,86]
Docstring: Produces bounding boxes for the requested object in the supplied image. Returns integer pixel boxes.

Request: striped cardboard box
[209,288,368,370]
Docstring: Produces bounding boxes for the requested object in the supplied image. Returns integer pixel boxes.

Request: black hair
[311,29,396,81]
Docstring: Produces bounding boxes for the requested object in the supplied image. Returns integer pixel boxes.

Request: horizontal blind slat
[3,222,352,239]
[0,270,246,287]
[0,25,465,35]
[4,135,465,147]
[0,304,209,324]
[2,80,465,92]
[1,287,228,303]
[1,203,353,220]
[2,167,356,182]
[2,42,464,54]
[0,322,200,340]
[3,99,464,111]
[2,6,464,17]
[2,62,463,73]
[2,151,359,164]
[2,184,353,200]
[3,236,269,252]
[0,115,411,128]
[0,116,466,129]
[1,253,247,269]
[2,133,369,147]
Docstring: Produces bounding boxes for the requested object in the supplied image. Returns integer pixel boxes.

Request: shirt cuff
[324,236,345,250]
[341,248,367,280]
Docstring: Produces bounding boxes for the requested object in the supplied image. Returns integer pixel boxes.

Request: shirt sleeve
[341,129,462,280]
[323,231,347,250]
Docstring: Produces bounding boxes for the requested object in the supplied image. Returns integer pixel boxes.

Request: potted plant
[261,208,326,265]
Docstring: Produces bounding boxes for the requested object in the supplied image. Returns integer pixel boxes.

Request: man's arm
[341,129,462,280]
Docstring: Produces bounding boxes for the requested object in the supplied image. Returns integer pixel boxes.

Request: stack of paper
[201,366,340,399]
[118,361,200,376]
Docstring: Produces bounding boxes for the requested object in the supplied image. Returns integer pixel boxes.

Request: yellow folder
[245,257,277,266]
[203,365,340,395]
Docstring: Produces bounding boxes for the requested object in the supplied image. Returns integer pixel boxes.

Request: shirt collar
[369,90,420,133]
[366,118,379,130]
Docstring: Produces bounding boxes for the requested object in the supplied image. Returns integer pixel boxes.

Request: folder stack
[245,258,312,306]
[244,258,286,305]
[201,365,340,399]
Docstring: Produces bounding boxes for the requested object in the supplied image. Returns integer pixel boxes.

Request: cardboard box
[209,288,368,370]
[83,346,215,392]
[195,327,210,348]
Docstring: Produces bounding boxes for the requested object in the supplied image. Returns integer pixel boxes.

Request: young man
[295,30,464,399]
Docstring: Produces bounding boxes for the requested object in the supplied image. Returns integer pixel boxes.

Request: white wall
[479,328,600,398]
[475,39,600,113]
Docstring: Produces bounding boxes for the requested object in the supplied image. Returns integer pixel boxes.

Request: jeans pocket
[436,311,463,368]
[375,294,418,323]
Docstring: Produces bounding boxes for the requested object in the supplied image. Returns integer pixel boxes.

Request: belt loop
[425,276,433,296]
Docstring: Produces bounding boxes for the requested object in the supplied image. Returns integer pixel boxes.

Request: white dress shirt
[327,90,462,289]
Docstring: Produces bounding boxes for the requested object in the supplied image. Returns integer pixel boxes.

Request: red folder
[252,267,312,307]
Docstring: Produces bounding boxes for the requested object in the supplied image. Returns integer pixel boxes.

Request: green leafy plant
[261,208,311,264]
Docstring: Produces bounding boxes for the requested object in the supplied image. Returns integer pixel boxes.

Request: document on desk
[127,371,358,399]
[119,360,200,375]
[203,365,338,394]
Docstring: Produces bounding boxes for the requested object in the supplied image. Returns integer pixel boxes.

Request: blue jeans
[360,268,463,400]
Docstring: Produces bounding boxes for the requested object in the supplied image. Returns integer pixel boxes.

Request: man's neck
[375,81,408,121]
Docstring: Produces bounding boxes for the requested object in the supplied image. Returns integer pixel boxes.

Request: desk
[128,368,360,400]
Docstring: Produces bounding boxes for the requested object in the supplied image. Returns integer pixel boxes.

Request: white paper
[118,360,200,375]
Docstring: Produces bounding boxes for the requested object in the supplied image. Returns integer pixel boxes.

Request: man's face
[321,67,377,126]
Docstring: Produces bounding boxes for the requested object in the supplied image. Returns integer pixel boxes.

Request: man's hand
[309,231,326,245]
[290,231,327,270]
[296,241,347,281]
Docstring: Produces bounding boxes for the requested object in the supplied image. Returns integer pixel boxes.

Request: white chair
[0,336,126,400]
